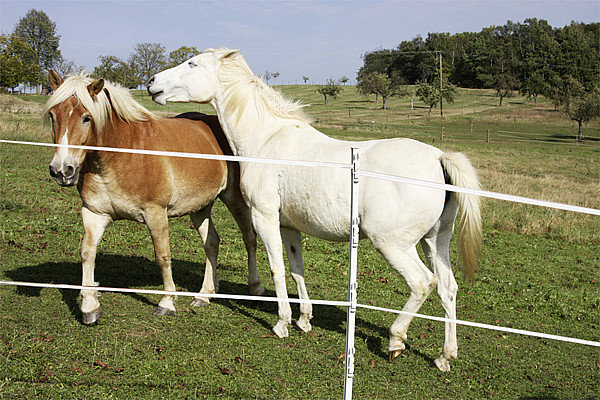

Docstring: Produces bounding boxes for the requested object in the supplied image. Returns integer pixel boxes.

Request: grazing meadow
[1,86,598,399]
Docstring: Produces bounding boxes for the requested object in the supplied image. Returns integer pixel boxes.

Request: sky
[1,0,598,85]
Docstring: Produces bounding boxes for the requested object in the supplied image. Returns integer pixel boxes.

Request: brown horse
[44,70,264,324]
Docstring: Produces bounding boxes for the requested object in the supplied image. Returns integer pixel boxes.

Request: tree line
[1,12,598,140]
[356,18,599,139]
[0,9,200,93]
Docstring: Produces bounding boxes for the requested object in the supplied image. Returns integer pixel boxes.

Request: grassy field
[0,86,599,399]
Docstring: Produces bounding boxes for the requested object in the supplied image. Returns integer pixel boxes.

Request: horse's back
[80,114,229,219]
[361,137,444,180]
[174,112,233,156]
[270,132,447,241]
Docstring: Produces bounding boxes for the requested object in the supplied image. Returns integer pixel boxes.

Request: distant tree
[415,81,438,115]
[357,71,408,110]
[13,9,61,92]
[554,76,600,141]
[518,18,560,103]
[129,42,167,88]
[0,34,40,92]
[492,73,519,106]
[93,55,138,88]
[339,76,349,85]
[302,76,309,84]
[416,78,458,115]
[263,71,280,85]
[317,78,342,105]
[357,49,393,102]
[520,71,546,104]
[54,56,83,77]
[168,46,200,68]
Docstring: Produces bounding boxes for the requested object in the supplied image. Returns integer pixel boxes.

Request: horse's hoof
[82,309,102,325]
[190,298,210,307]
[250,285,265,297]
[433,357,451,372]
[153,306,175,316]
[295,318,312,333]
[388,349,403,362]
[272,322,289,338]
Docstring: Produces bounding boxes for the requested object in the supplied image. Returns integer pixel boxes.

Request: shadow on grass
[5,255,435,364]
[5,255,205,324]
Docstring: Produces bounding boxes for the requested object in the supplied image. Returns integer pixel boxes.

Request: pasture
[1,87,599,399]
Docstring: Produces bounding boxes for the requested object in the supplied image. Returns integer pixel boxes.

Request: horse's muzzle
[49,164,79,186]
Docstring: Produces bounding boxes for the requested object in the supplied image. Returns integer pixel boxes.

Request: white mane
[43,72,155,133]
[205,48,311,129]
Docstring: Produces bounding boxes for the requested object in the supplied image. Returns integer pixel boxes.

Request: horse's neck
[210,99,252,156]
[210,95,305,157]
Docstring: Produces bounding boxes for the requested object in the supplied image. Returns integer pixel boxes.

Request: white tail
[440,152,482,279]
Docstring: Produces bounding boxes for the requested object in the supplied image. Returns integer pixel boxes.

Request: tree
[13,9,61,91]
[339,76,349,85]
[168,46,200,68]
[492,73,518,106]
[263,71,280,85]
[317,79,342,105]
[129,42,167,88]
[358,49,393,102]
[302,76,309,84]
[54,56,82,77]
[416,78,458,115]
[0,34,40,92]
[554,77,600,141]
[93,55,138,88]
[357,71,408,110]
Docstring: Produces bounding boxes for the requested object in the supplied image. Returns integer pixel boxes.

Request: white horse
[148,48,482,371]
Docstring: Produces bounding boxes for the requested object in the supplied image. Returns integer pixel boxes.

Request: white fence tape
[2,139,599,216]
[1,280,598,348]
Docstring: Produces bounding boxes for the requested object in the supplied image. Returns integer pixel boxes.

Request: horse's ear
[48,69,63,90]
[87,79,105,98]
[220,49,239,60]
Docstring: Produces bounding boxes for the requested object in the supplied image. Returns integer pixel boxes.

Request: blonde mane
[206,48,311,128]
[43,72,155,132]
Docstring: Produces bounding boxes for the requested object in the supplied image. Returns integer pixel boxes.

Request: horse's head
[148,48,239,105]
[46,70,104,186]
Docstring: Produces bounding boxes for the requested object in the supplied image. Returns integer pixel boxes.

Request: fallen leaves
[217,365,233,375]
[92,360,124,373]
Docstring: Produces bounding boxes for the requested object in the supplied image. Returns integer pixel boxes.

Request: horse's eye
[82,115,92,124]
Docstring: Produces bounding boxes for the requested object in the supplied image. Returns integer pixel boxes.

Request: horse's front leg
[252,209,291,338]
[281,227,312,332]
[190,205,220,307]
[144,207,177,316]
[80,207,112,324]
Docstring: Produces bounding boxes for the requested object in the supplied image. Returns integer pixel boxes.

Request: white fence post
[343,147,360,400]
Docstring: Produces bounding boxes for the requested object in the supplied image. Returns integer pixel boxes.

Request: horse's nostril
[49,165,59,178]
[64,165,76,179]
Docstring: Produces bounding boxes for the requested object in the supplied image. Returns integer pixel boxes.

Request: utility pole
[439,51,444,118]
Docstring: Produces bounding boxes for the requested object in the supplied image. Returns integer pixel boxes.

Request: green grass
[1,88,599,399]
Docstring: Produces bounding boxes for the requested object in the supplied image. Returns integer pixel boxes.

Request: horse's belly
[279,195,350,242]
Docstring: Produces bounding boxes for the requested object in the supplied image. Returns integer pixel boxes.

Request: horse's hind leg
[80,207,112,324]
[421,195,459,372]
[144,207,177,316]
[373,241,437,362]
[190,205,220,307]
[281,227,312,332]
[219,173,263,296]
